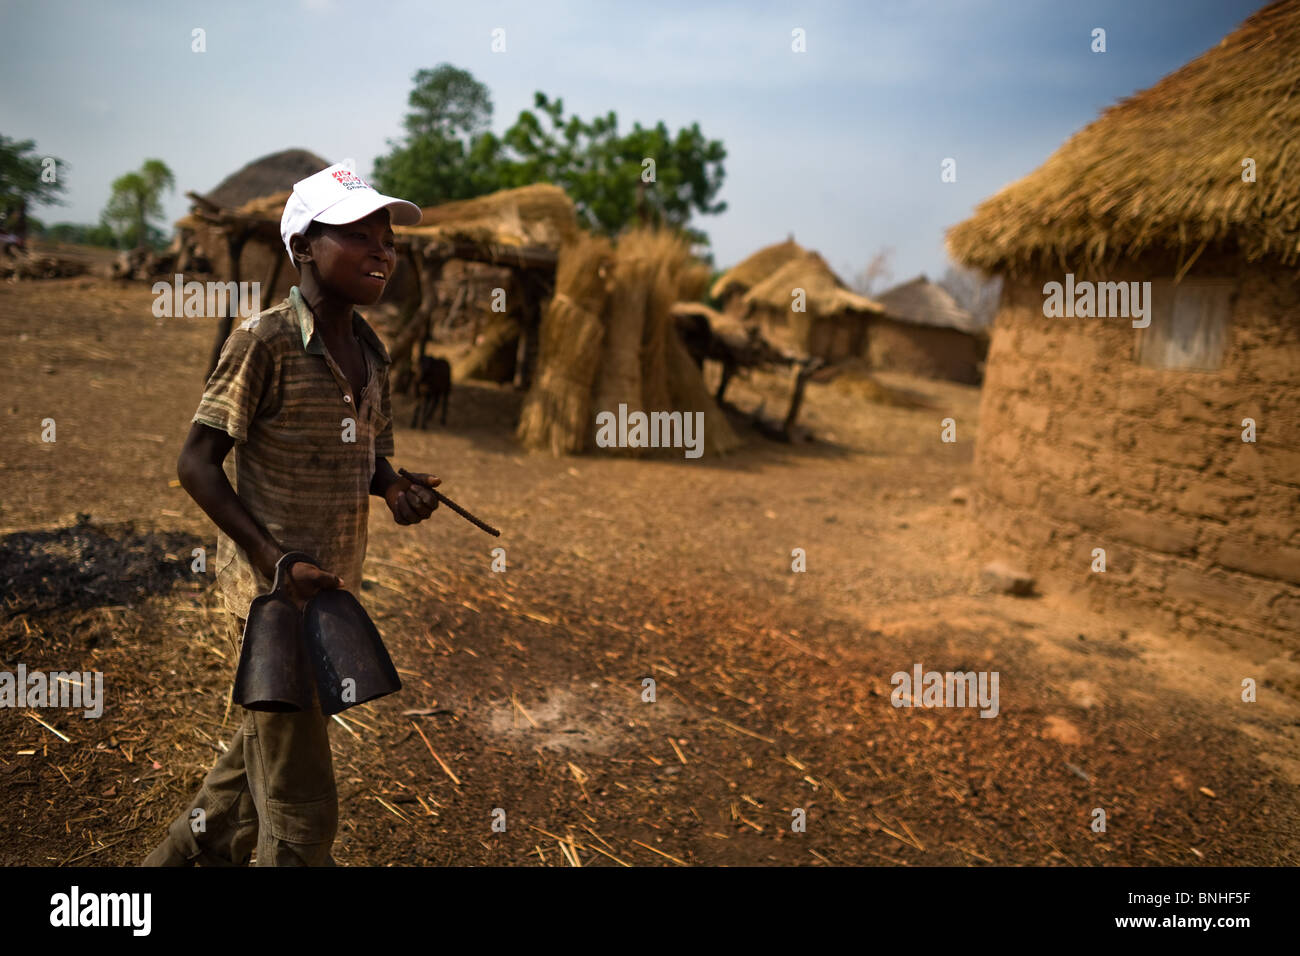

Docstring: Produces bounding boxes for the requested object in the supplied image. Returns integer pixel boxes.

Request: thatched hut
[871,276,984,384]
[183,180,574,388]
[740,251,884,362]
[946,0,1300,650]
[175,149,329,294]
[710,237,805,315]
[204,149,331,210]
[399,184,578,387]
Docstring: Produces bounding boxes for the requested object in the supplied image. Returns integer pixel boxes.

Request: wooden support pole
[781,360,818,437]
[262,246,284,305]
[512,271,549,391]
[206,228,248,379]
[393,253,445,394]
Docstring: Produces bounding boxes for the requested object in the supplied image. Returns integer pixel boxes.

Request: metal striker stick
[398,468,501,537]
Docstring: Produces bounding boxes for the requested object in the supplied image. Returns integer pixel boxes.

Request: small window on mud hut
[1136,279,1235,371]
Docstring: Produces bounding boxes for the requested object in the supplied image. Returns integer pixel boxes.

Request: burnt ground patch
[0,514,202,617]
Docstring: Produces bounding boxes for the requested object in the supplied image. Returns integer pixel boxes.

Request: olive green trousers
[142,614,339,867]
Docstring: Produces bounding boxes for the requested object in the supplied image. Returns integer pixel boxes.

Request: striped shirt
[193,285,395,620]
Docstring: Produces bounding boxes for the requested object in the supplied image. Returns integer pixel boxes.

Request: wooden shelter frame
[185,190,558,390]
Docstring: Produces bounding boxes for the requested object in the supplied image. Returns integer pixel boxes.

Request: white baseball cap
[280,162,422,262]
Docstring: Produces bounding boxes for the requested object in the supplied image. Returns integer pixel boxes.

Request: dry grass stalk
[372,795,410,823]
[511,692,539,728]
[26,712,70,743]
[587,844,632,867]
[412,720,462,786]
[632,839,688,865]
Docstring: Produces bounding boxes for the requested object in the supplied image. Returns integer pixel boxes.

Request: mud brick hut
[871,275,985,384]
[710,237,806,317]
[740,250,884,362]
[946,0,1300,649]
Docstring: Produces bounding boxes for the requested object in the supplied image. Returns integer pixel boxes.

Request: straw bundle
[639,231,699,423]
[665,317,742,455]
[644,239,713,417]
[516,233,614,454]
[520,225,740,457]
[591,230,663,447]
[612,227,740,457]
[947,0,1300,273]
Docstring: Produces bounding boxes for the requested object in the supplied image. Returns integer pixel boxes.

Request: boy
[143,163,440,867]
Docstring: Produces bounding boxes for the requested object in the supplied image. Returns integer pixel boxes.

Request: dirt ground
[1,277,1297,867]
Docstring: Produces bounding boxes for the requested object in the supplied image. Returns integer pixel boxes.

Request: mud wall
[868,318,982,384]
[974,258,1300,650]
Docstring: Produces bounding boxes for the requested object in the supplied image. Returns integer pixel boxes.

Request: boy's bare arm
[177,422,286,580]
[178,423,343,604]
[370,457,403,500]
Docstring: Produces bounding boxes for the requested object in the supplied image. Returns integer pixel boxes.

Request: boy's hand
[283,561,344,609]
[385,472,441,525]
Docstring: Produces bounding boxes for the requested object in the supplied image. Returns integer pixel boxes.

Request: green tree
[495,93,726,246]
[0,134,67,219]
[371,67,727,248]
[102,159,174,250]
[371,65,501,206]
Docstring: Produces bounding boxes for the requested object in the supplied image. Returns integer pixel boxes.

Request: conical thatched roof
[875,276,979,333]
[203,149,329,210]
[710,238,806,300]
[742,251,883,316]
[947,0,1300,274]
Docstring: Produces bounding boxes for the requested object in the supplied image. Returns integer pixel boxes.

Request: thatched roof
[710,238,805,300]
[202,149,329,210]
[404,183,579,249]
[874,276,979,334]
[741,251,884,316]
[947,0,1300,274]
[177,183,578,264]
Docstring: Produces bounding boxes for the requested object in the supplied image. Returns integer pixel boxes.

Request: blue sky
[0,0,1264,285]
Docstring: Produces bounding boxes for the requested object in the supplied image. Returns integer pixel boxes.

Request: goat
[410,355,452,429]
